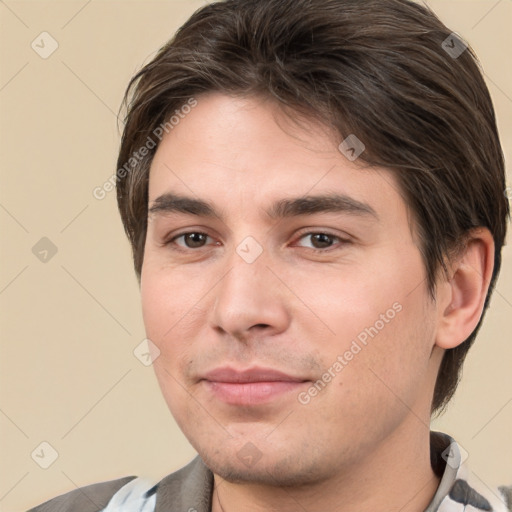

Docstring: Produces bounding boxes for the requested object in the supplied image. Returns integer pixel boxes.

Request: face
[141,92,442,486]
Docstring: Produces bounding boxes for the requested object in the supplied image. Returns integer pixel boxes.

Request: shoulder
[499,485,512,512]
[27,456,213,512]
[27,476,137,512]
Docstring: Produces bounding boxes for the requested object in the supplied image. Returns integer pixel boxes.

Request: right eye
[166,231,219,250]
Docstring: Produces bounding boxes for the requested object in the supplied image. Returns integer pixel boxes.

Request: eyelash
[165,230,350,254]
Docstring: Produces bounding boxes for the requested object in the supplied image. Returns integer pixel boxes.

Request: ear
[435,227,495,350]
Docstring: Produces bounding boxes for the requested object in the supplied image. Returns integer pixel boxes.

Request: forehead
[147,92,406,226]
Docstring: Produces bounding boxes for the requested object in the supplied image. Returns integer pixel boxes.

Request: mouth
[200,366,309,406]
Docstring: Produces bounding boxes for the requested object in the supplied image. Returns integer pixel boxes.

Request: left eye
[295,232,345,250]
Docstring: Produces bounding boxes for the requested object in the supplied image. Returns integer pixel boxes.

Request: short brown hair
[115,0,509,417]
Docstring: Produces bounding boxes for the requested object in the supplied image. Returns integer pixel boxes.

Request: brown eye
[185,233,208,248]
[171,232,211,249]
[309,233,336,249]
[296,232,343,251]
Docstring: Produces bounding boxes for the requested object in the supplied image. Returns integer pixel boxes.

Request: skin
[140,91,494,512]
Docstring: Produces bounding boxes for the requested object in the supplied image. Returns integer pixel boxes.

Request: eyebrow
[148,192,379,222]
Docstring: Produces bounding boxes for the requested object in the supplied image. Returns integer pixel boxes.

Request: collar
[426,430,509,512]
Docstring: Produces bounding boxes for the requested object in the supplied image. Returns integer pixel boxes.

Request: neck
[211,420,440,512]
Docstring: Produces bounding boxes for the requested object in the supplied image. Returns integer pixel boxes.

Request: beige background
[0,1,511,511]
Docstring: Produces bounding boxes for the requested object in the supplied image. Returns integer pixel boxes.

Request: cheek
[140,264,218,387]
[350,292,436,421]
[286,260,403,347]
[306,301,436,447]
[141,270,201,422]
[140,268,190,361]
[141,259,198,329]
[301,258,434,401]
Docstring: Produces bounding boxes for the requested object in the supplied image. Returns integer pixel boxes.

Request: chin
[199,447,331,488]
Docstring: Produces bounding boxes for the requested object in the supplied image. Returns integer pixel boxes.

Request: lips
[203,366,306,383]
[201,366,308,405]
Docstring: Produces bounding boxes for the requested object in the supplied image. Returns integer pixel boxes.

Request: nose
[209,244,291,343]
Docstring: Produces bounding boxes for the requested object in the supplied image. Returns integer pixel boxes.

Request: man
[29,0,511,511]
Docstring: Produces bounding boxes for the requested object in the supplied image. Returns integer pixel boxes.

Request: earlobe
[435,228,495,350]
